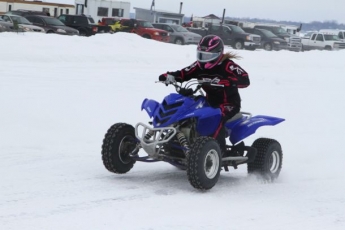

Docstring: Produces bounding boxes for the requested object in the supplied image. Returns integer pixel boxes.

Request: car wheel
[234,41,244,49]
[78,29,87,36]
[264,43,272,51]
[175,38,184,45]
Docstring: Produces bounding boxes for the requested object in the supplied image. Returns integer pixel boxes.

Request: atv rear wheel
[247,138,282,180]
[101,123,137,174]
[187,137,221,190]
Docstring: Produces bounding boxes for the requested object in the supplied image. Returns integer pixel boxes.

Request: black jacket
[167,57,250,108]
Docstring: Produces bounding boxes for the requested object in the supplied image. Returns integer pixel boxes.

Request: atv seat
[226,112,243,123]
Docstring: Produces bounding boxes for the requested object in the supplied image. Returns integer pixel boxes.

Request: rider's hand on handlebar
[159,74,176,86]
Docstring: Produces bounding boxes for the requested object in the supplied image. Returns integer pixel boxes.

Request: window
[58,15,66,22]
[60,9,63,16]
[43,8,50,14]
[76,4,83,15]
[98,7,108,17]
[73,17,87,25]
[316,34,324,41]
[311,34,317,40]
[54,8,57,17]
[163,25,173,32]
[339,32,344,39]
[8,5,12,11]
[66,9,69,15]
[112,8,123,17]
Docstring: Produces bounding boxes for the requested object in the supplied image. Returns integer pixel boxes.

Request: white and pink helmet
[196,35,224,69]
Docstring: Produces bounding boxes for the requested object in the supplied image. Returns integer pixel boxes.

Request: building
[0,0,75,16]
[74,0,130,22]
[133,7,184,25]
[192,14,221,28]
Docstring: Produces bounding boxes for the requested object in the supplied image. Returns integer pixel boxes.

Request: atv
[101,79,285,190]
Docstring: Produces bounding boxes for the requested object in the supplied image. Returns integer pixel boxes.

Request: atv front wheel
[187,137,221,190]
[101,123,137,174]
[247,138,282,180]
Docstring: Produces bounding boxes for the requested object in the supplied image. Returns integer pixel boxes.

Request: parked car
[57,14,111,36]
[119,19,170,43]
[0,18,14,32]
[242,28,288,51]
[187,24,261,50]
[0,15,45,33]
[301,32,345,51]
[152,23,201,45]
[25,15,79,35]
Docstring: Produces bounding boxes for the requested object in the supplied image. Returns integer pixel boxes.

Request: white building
[0,0,75,16]
[74,0,130,22]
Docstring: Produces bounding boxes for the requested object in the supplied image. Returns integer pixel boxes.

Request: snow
[1,32,345,230]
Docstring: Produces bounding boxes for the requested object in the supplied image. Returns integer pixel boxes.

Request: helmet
[196,35,224,69]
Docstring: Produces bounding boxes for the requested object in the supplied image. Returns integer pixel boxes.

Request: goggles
[197,51,221,63]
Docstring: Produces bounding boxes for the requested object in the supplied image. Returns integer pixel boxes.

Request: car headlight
[57,29,66,33]
[0,24,4,29]
[273,41,280,44]
[246,35,252,41]
[24,27,33,32]
[154,32,159,35]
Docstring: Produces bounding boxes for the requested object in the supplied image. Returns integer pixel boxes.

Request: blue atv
[101,79,285,190]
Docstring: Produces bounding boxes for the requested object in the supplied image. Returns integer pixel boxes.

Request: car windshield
[259,29,277,38]
[137,21,154,28]
[45,17,65,26]
[171,25,189,32]
[324,34,340,41]
[228,25,245,33]
[105,19,117,25]
[11,16,32,25]
[270,27,288,34]
[87,17,95,24]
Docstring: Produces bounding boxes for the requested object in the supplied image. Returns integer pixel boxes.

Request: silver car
[152,23,202,45]
[1,15,45,33]
[0,18,13,32]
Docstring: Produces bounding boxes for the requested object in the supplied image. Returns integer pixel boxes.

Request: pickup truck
[301,32,345,51]
[57,14,111,36]
[118,19,170,42]
[187,24,261,50]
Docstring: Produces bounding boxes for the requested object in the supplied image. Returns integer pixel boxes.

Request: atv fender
[141,99,159,118]
[228,115,285,144]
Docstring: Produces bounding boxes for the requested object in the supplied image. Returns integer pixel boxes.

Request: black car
[57,14,111,36]
[25,15,79,35]
[243,28,288,51]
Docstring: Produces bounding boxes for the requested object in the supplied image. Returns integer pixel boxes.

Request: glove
[159,74,176,86]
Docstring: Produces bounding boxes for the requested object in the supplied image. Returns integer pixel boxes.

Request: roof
[202,14,220,19]
[133,7,184,16]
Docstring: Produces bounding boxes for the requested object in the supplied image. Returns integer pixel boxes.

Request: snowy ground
[1,32,345,230]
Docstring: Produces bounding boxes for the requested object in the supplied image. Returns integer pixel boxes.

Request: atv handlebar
[156,79,224,97]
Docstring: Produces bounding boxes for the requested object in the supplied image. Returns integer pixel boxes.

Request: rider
[158,35,250,154]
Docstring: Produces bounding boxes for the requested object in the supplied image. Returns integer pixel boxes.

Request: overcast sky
[53,0,345,24]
